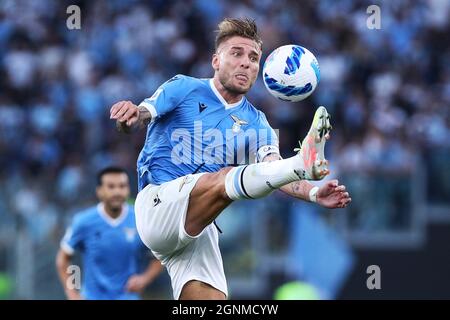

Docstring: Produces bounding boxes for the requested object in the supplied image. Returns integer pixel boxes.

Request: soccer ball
[262,44,320,102]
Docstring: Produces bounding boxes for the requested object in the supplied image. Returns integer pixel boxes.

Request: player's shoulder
[243,99,271,123]
[164,74,207,89]
[72,205,100,226]
[125,203,136,219]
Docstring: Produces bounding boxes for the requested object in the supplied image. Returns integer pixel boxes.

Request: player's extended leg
[181,106,332,299]
[185,106,332,237]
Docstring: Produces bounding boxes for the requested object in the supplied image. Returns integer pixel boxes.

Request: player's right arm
[110,75,190,134]
[56,215,86,300]
[110,101,151,134]
[55,249,83,300]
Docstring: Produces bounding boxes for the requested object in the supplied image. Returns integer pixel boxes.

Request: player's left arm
[263,153,352,209]
[126,259,164,293]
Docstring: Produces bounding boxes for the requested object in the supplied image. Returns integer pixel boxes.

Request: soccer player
[56,167,164,300]
[110,18,351,300]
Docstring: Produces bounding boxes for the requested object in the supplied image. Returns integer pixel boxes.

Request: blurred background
[0,0,449,299]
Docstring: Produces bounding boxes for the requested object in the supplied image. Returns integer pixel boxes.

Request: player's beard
[220,73,252,95]
[105,197,125,214]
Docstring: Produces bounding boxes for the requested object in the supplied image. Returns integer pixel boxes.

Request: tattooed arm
[263,153,351,208]
[110,101,152,134]
[261,153,312,201]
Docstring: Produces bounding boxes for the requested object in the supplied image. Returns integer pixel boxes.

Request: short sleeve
[60,215,86,255]
[138,75,190,122]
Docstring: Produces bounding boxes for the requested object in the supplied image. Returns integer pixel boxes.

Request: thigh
[180,280,226,300]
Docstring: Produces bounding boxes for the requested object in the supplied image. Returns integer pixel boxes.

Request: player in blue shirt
[56,167,164,300]
[110,18,351,300]
[135,74,279,189]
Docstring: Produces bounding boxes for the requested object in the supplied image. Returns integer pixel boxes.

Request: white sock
[224,156,305,200]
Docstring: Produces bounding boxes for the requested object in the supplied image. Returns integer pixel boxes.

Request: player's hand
[316,179,351,209]
[125,274,149,293]
[65,289,83,300]
[110,101,139,127]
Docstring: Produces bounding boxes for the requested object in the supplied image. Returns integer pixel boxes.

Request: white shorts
[134,173,228,300]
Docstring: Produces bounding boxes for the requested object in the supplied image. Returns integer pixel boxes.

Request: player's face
[97,173,130,210]
[213,36,261,94]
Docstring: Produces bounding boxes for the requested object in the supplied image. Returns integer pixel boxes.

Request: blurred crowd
[0,0,449,246]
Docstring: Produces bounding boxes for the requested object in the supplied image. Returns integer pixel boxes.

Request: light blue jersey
[137,75,279,190]
[61,204,145,300]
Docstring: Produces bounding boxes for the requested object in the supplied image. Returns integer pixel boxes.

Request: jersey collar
[97,202,129,227]
[209,79,244,109]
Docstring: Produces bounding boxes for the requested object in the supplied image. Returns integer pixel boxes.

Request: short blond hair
[215,18,262,51]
